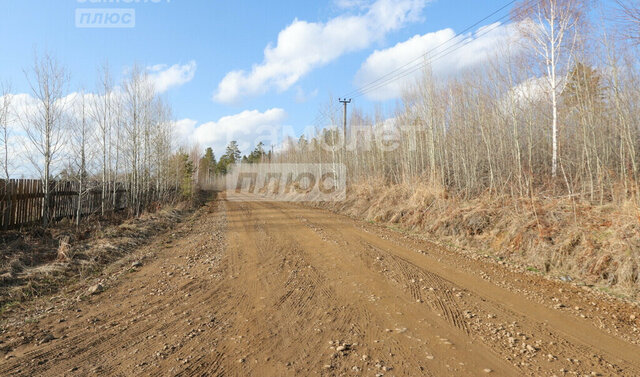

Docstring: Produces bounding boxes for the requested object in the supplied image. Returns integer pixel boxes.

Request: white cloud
[0,59,195,178]
[0,92,74,178]
[2,90,125,178]
[505,76,550,108]
[147,61,197,93]
[334,0,372,9]
[174,108,288,155]
[173,118,199,145]
[213,0,428,103]
[355,22,519,101]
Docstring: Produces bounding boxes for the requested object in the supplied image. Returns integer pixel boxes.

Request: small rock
[88,284,103,295]
[39,333,56,345]
[483,368,493,373]
[131,261,143,268]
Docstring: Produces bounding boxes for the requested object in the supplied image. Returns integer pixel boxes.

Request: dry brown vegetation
[315,179,640,299]
[0,203,189,314]
[262,1,640,299]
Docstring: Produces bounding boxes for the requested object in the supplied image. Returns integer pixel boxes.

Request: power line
[342,0,521,99]
[339,98,351,145]
[353,12,517,99]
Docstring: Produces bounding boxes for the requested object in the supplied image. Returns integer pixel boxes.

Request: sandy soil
[1,194,639,376]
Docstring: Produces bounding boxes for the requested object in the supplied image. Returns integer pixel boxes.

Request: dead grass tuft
[320,179,640,299]
[0,206,187,314]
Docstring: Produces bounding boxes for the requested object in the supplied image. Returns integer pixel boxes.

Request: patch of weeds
[595,285,628,299]
[597,286,612,294]
[593,229,612,242]
[526,266,540,273]
[386,225,402,232]
[444,241,460,249]
[0,301,19,317]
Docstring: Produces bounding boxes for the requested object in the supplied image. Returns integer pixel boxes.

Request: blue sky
[1,0,528,156]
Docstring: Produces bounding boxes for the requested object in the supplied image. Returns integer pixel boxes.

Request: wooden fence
[0,179,128,229]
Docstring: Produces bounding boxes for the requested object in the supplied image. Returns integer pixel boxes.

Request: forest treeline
[3,0,640,228]
[0,55,197,227]
[265,0,640,205]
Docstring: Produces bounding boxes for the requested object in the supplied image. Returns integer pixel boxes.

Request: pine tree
[562,62,605,109]
[198,147,216,183]
[216,141,241,174]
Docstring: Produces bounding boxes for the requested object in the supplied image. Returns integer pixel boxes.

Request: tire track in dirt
[0,200,232,376]
[269,200,640,376]
[253,200,518,376]
[1,196,639,376]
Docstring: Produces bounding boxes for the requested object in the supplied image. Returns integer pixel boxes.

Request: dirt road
[1,195,640,376]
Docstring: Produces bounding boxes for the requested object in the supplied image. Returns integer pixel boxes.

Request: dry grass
[0,206,187,312]
[321,179,640,299]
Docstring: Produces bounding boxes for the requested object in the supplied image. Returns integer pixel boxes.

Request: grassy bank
[318,179,640,300]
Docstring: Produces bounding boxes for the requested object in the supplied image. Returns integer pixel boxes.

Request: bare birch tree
[0,82,11,182]
[615,0,640,43]
[513,0,587,178]
[70,91,93,225]
[0,82,12,230]
[92,62,113,215]
[22,53,69,227]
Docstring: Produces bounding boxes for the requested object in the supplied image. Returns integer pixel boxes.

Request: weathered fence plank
[0,179,133,229]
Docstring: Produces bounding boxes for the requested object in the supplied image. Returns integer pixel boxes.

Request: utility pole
[339,98,351,154]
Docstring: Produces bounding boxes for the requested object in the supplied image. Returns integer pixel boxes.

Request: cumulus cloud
[355,22,519,101]
[505,76,550,108]
[147,61,197,93]
[0,91,79,178]
[174,108,288,155]
[334,0,372,9]
[213,0,428,103]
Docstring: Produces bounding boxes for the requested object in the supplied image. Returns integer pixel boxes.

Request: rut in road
[1,195,639,376]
